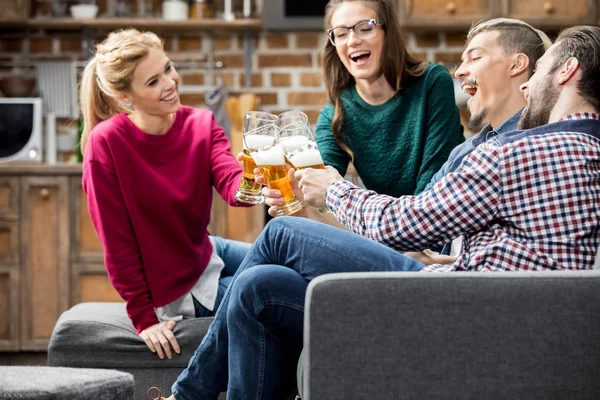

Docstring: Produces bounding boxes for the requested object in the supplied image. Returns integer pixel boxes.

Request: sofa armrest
[303,271,600,400]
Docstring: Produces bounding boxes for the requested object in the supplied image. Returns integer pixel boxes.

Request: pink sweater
[82,106,246,333]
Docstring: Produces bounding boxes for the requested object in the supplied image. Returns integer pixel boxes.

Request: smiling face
[329,2,384,83]
[518,44,560,130]
[125,47,180,116]
[455,30,517,130]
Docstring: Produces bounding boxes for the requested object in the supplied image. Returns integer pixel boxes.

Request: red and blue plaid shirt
[326,113,600,272]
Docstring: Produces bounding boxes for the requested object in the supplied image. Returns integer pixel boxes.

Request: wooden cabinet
[20,177,70,350]
[400,0,498,30]
[0,163,265,352]
[397,0,600,30]
[0,176,21,351]
[0,165,120,351]
[502,0,597,27]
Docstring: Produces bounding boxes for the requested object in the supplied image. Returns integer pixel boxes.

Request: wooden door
[400,0,497,30]
[20,176,70,351]
[502,0,597,26]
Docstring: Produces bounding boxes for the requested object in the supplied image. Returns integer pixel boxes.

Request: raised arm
[315,104,351,176]
[326,145,503,251]
[208,112,250,207]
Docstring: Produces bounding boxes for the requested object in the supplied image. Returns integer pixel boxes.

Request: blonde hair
[79,29,163,153]
[467,18,552,77]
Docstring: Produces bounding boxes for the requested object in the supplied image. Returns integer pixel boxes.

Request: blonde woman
[80,29,251,361]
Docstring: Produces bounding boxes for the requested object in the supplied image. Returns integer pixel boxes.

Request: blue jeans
[173,217,425,400]
[193,236,252,318]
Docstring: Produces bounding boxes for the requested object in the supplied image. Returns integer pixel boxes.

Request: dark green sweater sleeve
[315,104,350,176]
[414,66,464,194]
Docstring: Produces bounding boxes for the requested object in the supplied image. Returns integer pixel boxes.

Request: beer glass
[277,110,325,170]
[234,111,278,204]
[251,145,304,217]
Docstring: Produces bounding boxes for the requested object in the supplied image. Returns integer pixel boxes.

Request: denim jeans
[193,236,252,318]
[172,217,425,400]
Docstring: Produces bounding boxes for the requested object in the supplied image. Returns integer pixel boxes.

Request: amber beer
[235,134,275,204]
[251,147,304,216]
[288,147,325,170]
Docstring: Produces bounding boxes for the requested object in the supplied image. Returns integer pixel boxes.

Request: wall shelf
[0,17,262,32]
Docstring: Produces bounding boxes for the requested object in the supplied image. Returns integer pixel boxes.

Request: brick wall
[0,30,471,160]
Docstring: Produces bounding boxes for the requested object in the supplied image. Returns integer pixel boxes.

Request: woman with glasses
[148,1,462,399]
[264,0,464,219]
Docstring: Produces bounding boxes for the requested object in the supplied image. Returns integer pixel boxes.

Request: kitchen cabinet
[19,176,69,350]
[400,0,498,30]
[398,0,600,30]
[0,163,265,352]
[502,0,597,27]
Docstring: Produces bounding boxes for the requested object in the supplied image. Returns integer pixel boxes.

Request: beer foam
[245,135,275,150]
[251,146,285,166]
[278,136,310,153]
[289,148,324,168]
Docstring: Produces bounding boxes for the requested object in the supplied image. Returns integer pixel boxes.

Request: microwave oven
[0,97,43,163]
[263,0,328,30]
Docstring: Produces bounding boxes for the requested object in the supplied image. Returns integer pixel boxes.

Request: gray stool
[48,302,221,399]
[0,366,133,399]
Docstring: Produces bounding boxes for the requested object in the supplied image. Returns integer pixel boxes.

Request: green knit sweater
[316,64,464,196]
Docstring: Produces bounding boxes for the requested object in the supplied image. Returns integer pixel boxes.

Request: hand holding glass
[251,146,304,217]
[234,112,278,205]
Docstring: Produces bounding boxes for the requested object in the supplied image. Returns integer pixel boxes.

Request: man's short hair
[550,26,600,112]
[467,18,551,77]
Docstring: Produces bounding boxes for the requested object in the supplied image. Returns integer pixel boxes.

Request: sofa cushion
[0,366,133,399]
[48,302,212,369]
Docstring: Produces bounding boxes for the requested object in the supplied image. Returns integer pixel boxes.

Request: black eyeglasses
[327,19,385,46]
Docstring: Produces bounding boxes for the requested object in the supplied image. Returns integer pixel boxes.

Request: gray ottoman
[48,302,222,399]
[0,366,133,399]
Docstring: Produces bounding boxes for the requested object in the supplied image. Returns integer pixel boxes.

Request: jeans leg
[193,238,251,318]
[173,218,424,400]
[243,217,425,279]
[226,265,306,400]
[194,276,233,318]
[211,236,252,277]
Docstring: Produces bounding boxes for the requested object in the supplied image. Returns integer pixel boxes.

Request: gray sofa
[300,271,600,400]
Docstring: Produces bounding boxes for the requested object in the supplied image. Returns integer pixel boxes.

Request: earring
[124,101,134,111]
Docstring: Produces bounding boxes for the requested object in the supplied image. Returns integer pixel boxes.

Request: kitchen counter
[0,162,82,176]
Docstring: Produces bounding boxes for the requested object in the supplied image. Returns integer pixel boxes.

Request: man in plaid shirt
[294,25,600,273]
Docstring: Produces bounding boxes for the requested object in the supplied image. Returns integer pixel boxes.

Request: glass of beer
[234,111,278,204]
[251,145,304,217]
[277,110,325,170]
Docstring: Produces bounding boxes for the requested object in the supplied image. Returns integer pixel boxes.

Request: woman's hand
[403,249,457,266]
[295,166,344,208]
[139,320,181,360]
[256,167,306,217]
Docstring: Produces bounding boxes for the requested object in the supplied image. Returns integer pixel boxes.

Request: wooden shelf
[0,17,262,32]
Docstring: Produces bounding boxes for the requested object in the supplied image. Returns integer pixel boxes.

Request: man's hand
[139,320,181,360]
[403,249,457,266]
[256,167,307,217]
[295,166,344,208]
